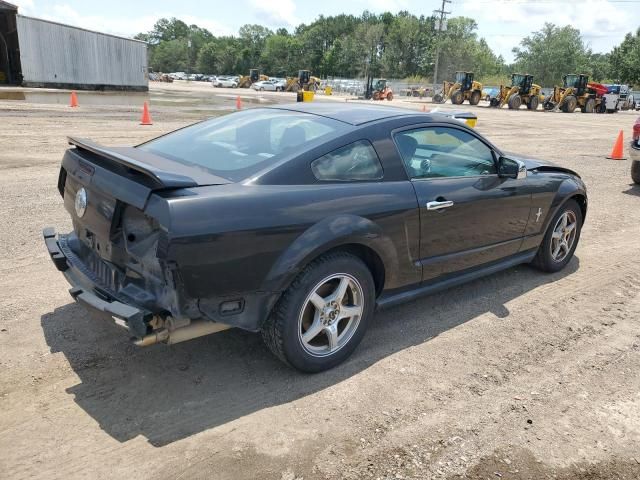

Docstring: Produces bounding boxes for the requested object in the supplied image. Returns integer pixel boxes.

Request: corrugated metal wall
[16,15,147,90]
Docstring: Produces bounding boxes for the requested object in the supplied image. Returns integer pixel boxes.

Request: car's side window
[311,140,383,182]
[394,126,496,179]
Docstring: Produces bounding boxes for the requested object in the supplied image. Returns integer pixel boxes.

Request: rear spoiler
[67,137,200,189]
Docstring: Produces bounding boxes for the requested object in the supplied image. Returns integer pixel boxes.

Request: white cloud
[250,0,300,28]
[18,2,234,39]
[459,0,635,61]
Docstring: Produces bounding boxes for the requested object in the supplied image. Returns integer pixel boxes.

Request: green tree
[609,28,640,86]
[512,23,590,87]
[150,38,189,72]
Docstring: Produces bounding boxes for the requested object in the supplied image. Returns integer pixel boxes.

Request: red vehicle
[632,117,640,184]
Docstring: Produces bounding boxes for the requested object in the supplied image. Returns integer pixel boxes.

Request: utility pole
[432,0,451,99]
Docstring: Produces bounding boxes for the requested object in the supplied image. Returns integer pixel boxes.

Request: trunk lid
[60,137,228,271]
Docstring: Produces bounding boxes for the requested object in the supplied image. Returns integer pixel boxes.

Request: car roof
[266,103,436,126]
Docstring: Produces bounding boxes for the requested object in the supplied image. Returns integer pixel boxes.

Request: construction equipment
[432,71,482,105]
[542,74,605,113]
[285,70,321,92]
[403,86,430,98]
[371,78,393,101]
[238,69,268,88]
[489,73,543,110]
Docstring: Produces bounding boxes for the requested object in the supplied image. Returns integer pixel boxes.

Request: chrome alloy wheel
[551,210,577,262]
[298,274,364,357]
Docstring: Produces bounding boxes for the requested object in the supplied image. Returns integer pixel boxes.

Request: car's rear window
[138,109,350,181]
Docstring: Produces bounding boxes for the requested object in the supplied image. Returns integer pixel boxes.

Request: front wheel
[386,92,393,101]
[450,90,464,105]
[531,199,583,273]
[262,252,375,372]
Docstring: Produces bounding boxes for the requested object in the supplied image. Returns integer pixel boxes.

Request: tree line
[135,13,640,87]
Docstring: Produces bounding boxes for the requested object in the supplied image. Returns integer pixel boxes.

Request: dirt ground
[1,82,639,480]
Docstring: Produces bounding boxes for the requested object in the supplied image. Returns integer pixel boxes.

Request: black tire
[261,251,375,372]
[543,100,555,111]
[387,92,393,101]
[432,93,444,104]
[451,90,464,105]
[561,95,577,113]
[489,98,500,108]
[527,95,539,110]
[632,160,640,185]
[581,98,595,113]
[469,90,481,105]
[508,94,522,110]
[531,199,583,273]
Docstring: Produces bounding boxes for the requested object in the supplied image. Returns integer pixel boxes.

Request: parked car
[44,104,587,372]
[482,87,499,102]
[212,76,238,88]
[631,116,640,184]
[251,79,285,91]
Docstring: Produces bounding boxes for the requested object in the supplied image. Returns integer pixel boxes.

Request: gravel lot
[1,82,639,480]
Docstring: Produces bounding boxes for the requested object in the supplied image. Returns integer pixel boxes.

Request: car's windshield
[138,109,350,181]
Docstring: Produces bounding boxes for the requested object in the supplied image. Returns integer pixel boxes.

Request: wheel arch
[263,214,397,298]
[542,178,588,232]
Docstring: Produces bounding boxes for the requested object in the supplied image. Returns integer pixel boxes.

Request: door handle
[426,200,454,210]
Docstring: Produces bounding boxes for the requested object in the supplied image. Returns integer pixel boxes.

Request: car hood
[503,152,581,177]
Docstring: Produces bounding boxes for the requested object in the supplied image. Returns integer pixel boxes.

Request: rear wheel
[469,90,481,105]
[451,90,464,105]
[508,94,522,109]
[387,92,393,101]
[261,252,375,372]
[432,93,444,103]
[531,199,582,273]
[489,98,500,108]
[632,160,640,185]
[527,95,539,110]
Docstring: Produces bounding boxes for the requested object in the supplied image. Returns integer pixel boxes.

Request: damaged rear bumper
[43,227,151,337]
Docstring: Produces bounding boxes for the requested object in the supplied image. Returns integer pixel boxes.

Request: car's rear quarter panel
[161,182,421,300]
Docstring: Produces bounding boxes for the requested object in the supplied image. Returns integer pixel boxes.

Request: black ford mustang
[44,104,587,372]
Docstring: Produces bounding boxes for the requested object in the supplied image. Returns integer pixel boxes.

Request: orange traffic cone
[140,101,153,125]
[607,130,625,160]
[236,95,242,110]
[70,91,79,108]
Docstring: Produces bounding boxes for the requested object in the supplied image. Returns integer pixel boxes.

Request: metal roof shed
[0,2,148,91]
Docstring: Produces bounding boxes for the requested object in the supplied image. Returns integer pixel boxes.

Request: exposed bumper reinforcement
[43,227,150,337]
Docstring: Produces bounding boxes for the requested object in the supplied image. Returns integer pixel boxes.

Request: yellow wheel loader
[490,73,543,110]
[285,70,320,92]
[238,69,268,88]
[432,71,482,105]
[542,74,604,113]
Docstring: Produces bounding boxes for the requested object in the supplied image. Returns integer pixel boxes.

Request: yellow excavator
[238,69,268,88]
[542,74,606,113]
[285,70,321,92]
[490,73,543,110]
[432,71,483,105]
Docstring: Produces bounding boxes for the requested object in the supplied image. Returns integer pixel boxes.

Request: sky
[10,0,638,63]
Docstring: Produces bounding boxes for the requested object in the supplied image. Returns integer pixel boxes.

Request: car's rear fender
[262,214,403,295]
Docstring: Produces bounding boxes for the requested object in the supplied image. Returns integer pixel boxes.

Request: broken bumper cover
[43,227,150,337]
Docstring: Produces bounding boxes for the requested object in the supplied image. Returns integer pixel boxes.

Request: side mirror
[498,156,527,180]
